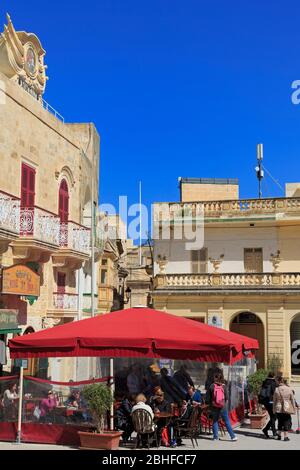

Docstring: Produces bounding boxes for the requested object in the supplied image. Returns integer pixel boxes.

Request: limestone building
[0,15,100,380]
[153,178,300,381]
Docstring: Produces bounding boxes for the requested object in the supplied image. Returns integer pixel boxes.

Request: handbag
[33,406,41,420]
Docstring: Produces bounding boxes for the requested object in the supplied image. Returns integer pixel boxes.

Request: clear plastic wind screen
[0,376,20,423]
[20,376,109,427]
[102,356,255,412]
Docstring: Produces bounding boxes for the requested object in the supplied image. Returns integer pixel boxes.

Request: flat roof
[179,177,239,185]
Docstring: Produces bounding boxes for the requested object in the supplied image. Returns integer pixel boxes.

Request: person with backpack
[259,372,277,438]
[206,372,237,441]
[273,376,296,441]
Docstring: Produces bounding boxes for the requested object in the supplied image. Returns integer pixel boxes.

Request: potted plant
[78,383,122,450]
[247,369,268,429]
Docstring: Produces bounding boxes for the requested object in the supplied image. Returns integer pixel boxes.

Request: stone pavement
[0,387,298,451]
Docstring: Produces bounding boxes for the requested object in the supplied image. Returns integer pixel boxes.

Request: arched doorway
[290,314,300,376]
[230,312,265,368]
[58,179,69,246]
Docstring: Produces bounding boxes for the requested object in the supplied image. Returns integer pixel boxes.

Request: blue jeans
[211,408,235,440]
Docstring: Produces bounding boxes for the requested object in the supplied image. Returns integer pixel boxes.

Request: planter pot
[248,413,267,429]
[78,431,123,450]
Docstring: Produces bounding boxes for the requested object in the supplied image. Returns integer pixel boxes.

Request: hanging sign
[2,265,40,297]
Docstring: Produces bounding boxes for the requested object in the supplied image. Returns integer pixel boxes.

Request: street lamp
[124,286,132,305]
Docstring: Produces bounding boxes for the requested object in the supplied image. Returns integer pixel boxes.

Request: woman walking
[206,372,237,442]
[273,376,296,442]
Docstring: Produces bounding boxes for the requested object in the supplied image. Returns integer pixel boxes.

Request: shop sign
[0,309,18,329]
[2,265,40,297]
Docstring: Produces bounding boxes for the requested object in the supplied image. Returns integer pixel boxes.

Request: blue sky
[2,1,300,215]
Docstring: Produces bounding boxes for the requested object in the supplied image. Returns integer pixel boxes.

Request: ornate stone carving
[0,14,48,98]
[157,254,168,274]
[270,250,281,272]
[42,316,61,329]
[209,254,224,273]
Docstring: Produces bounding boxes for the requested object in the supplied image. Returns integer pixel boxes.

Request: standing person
[260,372,277,438]
[273,376,296,442]
[206,372,237,442]
[173,365,194,394]
[127,364,142,395]
[159,368,186,404]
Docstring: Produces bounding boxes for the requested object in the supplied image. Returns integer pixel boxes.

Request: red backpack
[212,384,225,408]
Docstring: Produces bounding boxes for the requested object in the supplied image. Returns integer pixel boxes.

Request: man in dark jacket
[159,368,186,403]
[260,373,277,438]
[173,365,194,394]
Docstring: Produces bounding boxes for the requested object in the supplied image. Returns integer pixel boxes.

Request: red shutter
[58,179,69,223]
[21,163,35,208]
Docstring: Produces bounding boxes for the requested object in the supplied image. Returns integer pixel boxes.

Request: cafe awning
[8,307,258,364]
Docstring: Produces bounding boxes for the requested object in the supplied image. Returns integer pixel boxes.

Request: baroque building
[0,15,100,380]
[153,177,300,381]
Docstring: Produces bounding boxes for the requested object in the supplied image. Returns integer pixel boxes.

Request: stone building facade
[153,178,300,381]
[0,15,100,380]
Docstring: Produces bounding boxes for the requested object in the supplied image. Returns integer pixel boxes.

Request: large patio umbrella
[9,307,258,364]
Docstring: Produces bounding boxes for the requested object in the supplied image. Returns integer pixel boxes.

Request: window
[58,179,69,223]
[191,248,208,273]
[57,272,66,293]
[100,270,107,284]
[101,259,108,266]
[244,248,263,273]
[21,163,35,208]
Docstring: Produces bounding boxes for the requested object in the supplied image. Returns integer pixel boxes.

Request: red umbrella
[9,307,258,364]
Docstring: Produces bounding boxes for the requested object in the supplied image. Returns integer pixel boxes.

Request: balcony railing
[20,207,60,246]
[0,191,20,234]
[59,222,90,254]
[155,272,300,289]
[154,197,300,222]
[53,292,78,310]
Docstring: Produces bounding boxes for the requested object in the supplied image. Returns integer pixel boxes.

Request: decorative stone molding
[0,14,48,98]
[42,316,61,329]
[209,254,224,273]
[156,255,168,274]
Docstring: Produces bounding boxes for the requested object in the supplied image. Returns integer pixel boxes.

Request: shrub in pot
[247,369,268,428]
[78,383,122,450]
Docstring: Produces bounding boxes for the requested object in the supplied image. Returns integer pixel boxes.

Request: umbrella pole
[109,358,114,430]
[16,365,24,444]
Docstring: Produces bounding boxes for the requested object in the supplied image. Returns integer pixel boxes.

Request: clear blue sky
[2,1,300,213]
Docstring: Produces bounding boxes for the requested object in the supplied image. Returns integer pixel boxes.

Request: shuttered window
[191,248,208,273]
[244,248,263,273]
[57,272,66,293]
[21,163,35,208]
[58,179,69,223]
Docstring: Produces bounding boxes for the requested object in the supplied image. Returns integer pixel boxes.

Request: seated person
[3,383,18,421]
[131,394,156,447]
[115,394,135,443]
[65,390,89,422]
[40,390,58,423]
[149,387,172,413]
[149,387,176,447]
[186,385,203,406]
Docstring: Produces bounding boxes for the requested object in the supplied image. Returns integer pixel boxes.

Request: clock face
[26,47,36,75]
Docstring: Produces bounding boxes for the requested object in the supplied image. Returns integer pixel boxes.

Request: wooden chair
[131,408,158,449]
[175,407,200,448]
